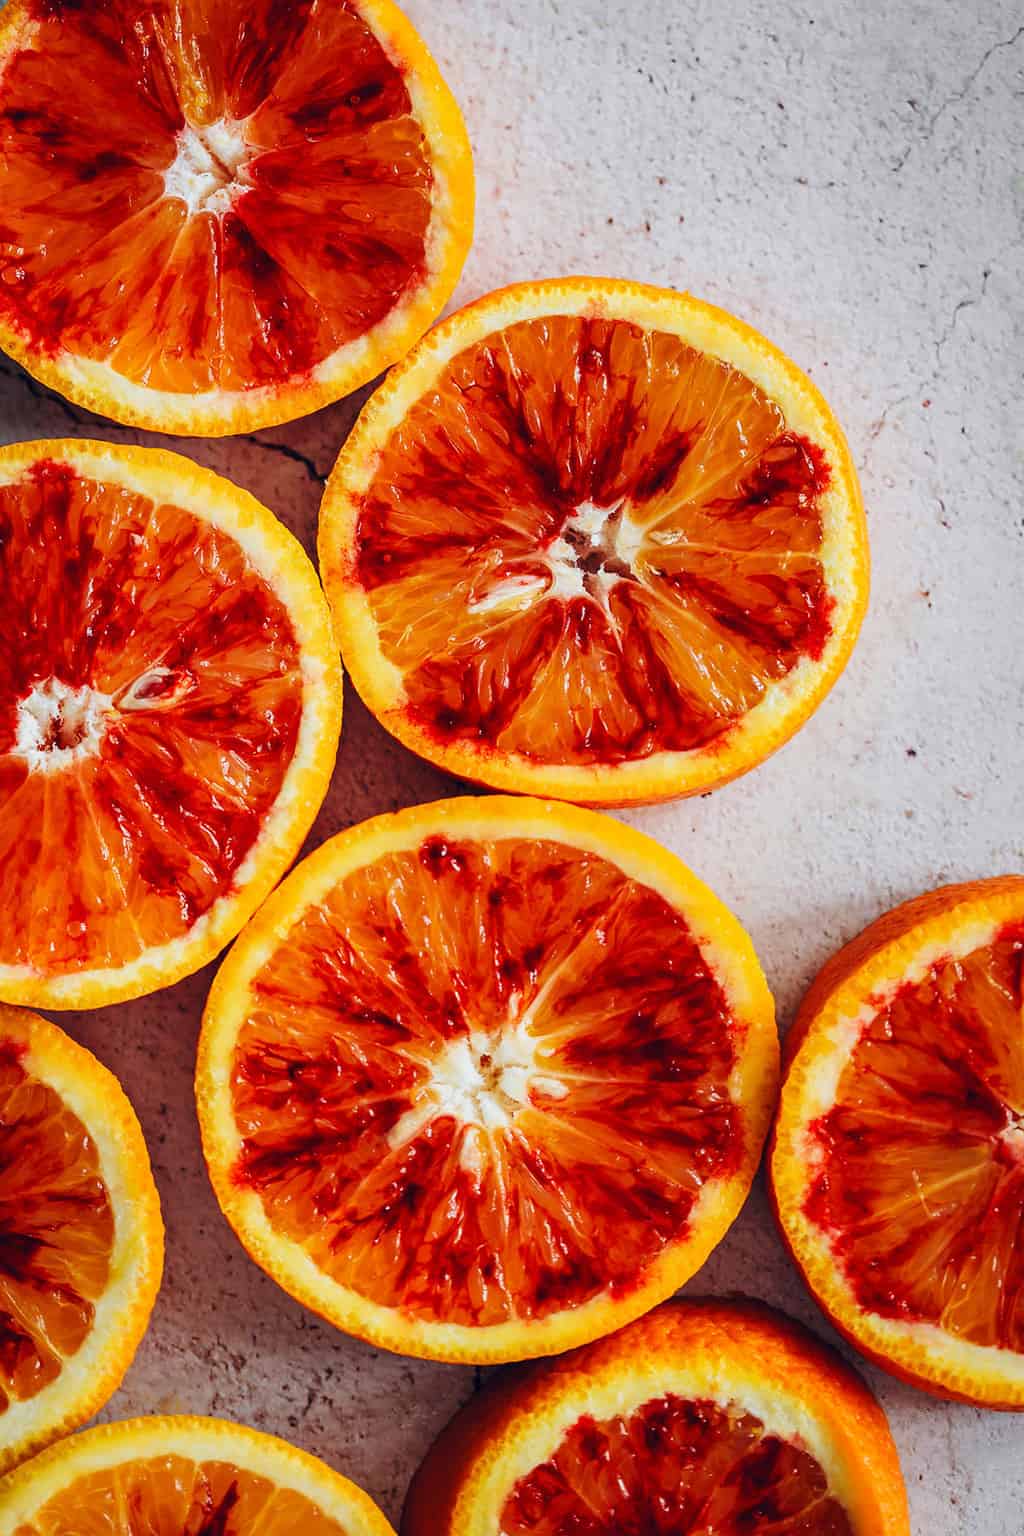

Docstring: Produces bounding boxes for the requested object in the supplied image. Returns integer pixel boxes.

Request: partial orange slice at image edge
[0,0,474,434]
[319,277,868,806]
[402,1299,910,1536]
[0,1414,396,1536]
[197,795,778,1363]
[0,438,342,1009]
[771,876,1024,1408]
[0,1006,163,1475]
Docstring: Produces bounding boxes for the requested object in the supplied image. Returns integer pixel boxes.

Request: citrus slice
[197,795,777,1363]
[0,1414,395,1535]
[318,277,868,806]
[0,439,341,1009]
[0,1006,162,1475]
[402,1299,910,1536]
[0,0,473,436]
[770,876,1024,1408]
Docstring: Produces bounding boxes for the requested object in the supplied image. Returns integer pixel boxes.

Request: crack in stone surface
[240,435,327,485]
[934,267,993,365]
[892,24,1024,171]
[0,358,86,427]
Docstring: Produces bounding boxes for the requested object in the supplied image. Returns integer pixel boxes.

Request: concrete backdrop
[1,1,1021,1530]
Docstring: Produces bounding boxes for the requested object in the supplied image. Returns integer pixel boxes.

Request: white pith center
[14,668,185,772]
[163,119,251,216]
[388,1026,569,1169]
[468,501,645,621]
[1000,1118,1024,1162]
[14,678,113,772]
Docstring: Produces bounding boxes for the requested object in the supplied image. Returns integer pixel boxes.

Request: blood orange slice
[196,796,777,1363]
[402,1299,910,1536]
[0,1415,395,1536]
[770,877,1024,1408]
[0,1006,162,1475]
[0,0,473,435]
[0,439,341,1009]
[319,278,868,806]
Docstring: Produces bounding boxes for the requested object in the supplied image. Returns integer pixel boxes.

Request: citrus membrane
[401,1301,911,1536]
[0,0,473,433]
[321,280,867,803]
[0,1007,162,1475]
[0,1416,396,1536]
[771,877,1024,1406]
[804,923,1024,1352]
[0,440,340,1008]
[198,797,777,1362]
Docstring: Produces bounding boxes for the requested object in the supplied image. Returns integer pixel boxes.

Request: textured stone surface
[1,0,1021,1530]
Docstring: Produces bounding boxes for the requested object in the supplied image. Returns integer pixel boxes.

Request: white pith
[13,665,198,777]
[779,902,1024,1400]
[0,441,343,1009]
[468,499,647,626]
[15,678,113,772]
[0,1417,393,1536]
[163,119,252,217]
[387,1021,569,1167]
[466,1357,868,1534]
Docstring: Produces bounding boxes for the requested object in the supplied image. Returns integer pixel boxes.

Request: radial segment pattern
[229,833,744,1328]
[805,923,1024,1350]
[0,1042,113,1419]
[354,315,834,766]
[0,458,303,978]
[8,1456,349,1536]
[501,1394,854,1536]
[0,0,434,394]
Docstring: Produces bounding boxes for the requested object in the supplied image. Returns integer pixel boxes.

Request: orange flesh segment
[10,1455,347,1536]
[230,835,742,1327]
[0,1043,113,1416]
[501,1393,853,1535]
[0,0,432,393]
[805,923,1024,1350]
[354,315,833,766]
[0,459,303,976]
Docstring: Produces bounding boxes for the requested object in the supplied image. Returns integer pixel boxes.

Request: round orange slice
[0,439,341,1009]
[319,277,868,806]
[0,0,473,435]
[402,1299,910,1536]
[197,795,778,1363]
[0,1414,395,1535]
[0,1006,162,1475]
[770,876,1024,1408]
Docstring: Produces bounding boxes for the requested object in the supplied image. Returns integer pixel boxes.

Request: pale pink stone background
[1,1,1021,1529]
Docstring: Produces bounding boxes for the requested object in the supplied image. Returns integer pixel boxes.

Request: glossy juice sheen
[501,1393,853,1534]
[354,314,833,765]
[805,923,1024,1347]
[11,1456,348,1536]
[230,834,743,1327]
[0,0,431,391]
[0,459,303,974]
[0,1040,113,1414]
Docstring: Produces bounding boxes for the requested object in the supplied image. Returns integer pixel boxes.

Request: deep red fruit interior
[501,1392,853,1535]
[355,314,834,767]
[0,459,303,975]
[805,922,1024,1348]
[230,833,743,1328]
[0,1040,113,1414]
[0,0,432,392]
